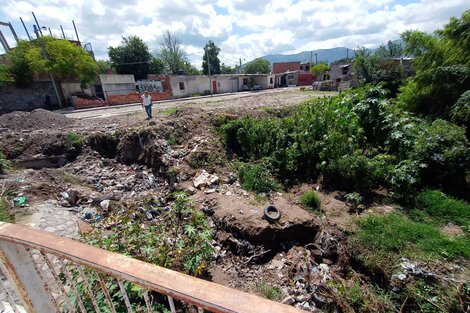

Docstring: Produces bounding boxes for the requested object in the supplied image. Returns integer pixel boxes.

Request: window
[179,82,185,90]
[217,81,221,87]
[341,66,349,75]
[270,77,273,84]
[243,78,248,85]
[287,75,294,79]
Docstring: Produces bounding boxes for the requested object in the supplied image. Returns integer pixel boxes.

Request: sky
[0,0,468,69]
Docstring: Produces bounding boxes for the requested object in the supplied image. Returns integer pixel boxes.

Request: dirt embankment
[0,108,74,131]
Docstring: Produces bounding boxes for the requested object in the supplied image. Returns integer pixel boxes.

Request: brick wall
[71,96,107,109]
[107,91,172,106]
[147,75,172,93]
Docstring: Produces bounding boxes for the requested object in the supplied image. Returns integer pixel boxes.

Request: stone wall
[0,82,61,112]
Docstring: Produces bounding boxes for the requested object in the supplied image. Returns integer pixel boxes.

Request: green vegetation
[345,192,363,211]
[159,107,178,116]
[108,36,154,79]
[300,190,321,210]
[6,36,97,89]
[202,41,221,75]
[0,152,10,174]
[237,161,279,193]
[398,10,470,124]
[243,58,271,74]
[188,151,224,171]
[84,192,213,276]
[352,213,469,262]
[220,85,469,201]
[67,132,84,150]
[0,196,14,222]
[414,190,470,230]
[254,282,283,301]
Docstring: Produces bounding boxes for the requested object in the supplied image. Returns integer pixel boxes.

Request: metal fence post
[0,243,57,312]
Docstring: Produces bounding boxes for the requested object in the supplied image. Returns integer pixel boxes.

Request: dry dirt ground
[0,88,405,311]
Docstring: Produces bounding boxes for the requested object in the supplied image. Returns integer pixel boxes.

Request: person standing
[141,91,153,119]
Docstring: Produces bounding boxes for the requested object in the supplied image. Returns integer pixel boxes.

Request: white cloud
[0,0,468,67]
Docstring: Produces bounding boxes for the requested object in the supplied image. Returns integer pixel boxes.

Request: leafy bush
[414,190,470,229]
[237,161,279,193]
[300,191,321,210]
[345,192,363,211]
[450,90,470,129]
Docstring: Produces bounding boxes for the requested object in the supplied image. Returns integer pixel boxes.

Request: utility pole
[310,51,313,68]
[315,53,318,64]
[239,58,242,74]
[206,48,213,96]
[346,48,349,59]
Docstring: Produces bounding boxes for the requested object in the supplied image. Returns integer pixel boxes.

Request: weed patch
[0,152,10,174]
[351,213,469,262]
[160,107,178,116]
[237,161,279,193]
[67,132,84,148]
[0,196,14,222]
[300,190,321,210]
[254,282,283,301]
[413,190,470,230]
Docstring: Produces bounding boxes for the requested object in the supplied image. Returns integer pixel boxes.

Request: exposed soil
[0,108,74,131]
[1,89,467,312]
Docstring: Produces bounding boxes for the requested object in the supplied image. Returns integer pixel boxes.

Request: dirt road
[63,88,337,120]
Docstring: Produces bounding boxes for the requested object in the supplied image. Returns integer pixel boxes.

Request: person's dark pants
[144,104,153,118]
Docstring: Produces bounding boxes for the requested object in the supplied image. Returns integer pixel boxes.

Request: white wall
[99,74,135,85]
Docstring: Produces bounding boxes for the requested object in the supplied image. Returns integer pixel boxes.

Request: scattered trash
[13,195,26,206]
[100,199,110,210]
[61,191,70,200]
[193,170,219,189]
[263,205,281,223]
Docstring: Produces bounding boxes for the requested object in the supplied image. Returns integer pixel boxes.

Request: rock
[281,296,295,305]
[185,186,197,195]
[77,220,93,234]
[194,170,219,189]
[204,188,216,194]
[296,294,310,302]
[194,170,210,189]
[100,199,110,210]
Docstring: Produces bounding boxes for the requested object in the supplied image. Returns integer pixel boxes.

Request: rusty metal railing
[0,222,302,313]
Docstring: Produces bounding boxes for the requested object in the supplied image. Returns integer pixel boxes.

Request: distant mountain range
[261,47,355,65]
[250,39,404,66]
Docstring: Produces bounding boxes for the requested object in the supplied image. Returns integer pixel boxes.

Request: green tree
[353,47,378,83]
[108,36,152,80]
[5,40,35,87]
[310,62,330,79]
[96,59,113,74]
[149,57,164,74]
[9,37,97,89]
[184,61,201,75]
[374,40,404,58]
[243,58,271,74]
[202,41,221,75]
[0,64,13,87]
[220,63,235,74]
[157,30,189,74]
[398,10,470,120]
